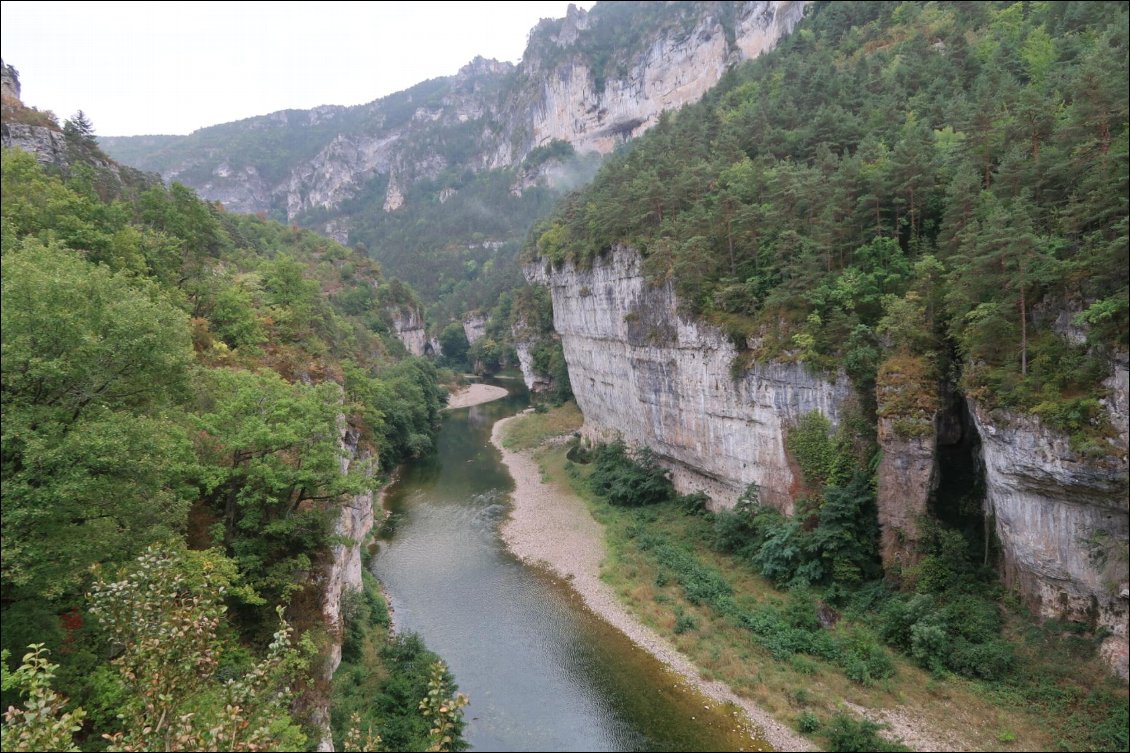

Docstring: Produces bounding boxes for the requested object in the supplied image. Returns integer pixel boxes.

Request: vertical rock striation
[389,306,428,356]
[972,394,1129,679]
[527,248,852,511]
[875,421,937,569]
[315,422,377,751]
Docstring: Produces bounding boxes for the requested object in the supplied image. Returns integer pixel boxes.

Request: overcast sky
[1,1,595,136]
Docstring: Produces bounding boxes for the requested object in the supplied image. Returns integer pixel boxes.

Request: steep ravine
[528,247,1130,679]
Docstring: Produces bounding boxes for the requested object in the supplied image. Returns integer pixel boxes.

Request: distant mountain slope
[101,2,806,303]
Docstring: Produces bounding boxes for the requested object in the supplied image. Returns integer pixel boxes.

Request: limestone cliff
[103,2,805,226]
[511,321,555,394]
[531,246,1130,678]
[462,313,488,345]
[527,248,852,511]
[971,395,1129,679]
[315,423,377,751]
[516,1,806,155]
[1,58,70,167]
[1,59,19,101]
[390,306,429,357]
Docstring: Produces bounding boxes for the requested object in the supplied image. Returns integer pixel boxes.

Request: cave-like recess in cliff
[930,391,999,567]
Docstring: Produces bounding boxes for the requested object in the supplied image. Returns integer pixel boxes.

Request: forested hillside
[530,0,1128,439]
[0,142,463,749]
[516,3,1128,745]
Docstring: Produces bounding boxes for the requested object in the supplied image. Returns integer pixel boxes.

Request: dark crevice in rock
[930,393,995,566]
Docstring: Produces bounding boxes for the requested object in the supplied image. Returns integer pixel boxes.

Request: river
[371,379,759,752]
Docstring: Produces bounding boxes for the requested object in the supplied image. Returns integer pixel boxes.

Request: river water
[372,380,761,751]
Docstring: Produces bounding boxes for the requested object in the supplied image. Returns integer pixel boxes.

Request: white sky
[1,1,595,136]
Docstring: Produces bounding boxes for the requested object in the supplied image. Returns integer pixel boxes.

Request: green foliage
[876,525,1015,680]
[344,358,446,467]
[439,322,471,370]
[795,710,821,734]
[2,142,453,745]
[639,523,893,685]
[821,713,909,752]
[419,661,469,752]
[713,474,881,591]
[88,545,309,751]
[589,440,675,507]
[332,571,468,753]
[192,368,362,624]
[786,412,851,489]
[525,0,1128,432]
[0,546,309,752]
[1,239,196,597]
[0,645,85,752]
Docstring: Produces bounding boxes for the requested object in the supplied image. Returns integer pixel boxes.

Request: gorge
[2,1,1128,751]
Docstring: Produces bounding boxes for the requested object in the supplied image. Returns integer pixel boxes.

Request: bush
[877,591,1013,679]
[796,710,821,733]
[822,713,909,752]
[589,440,674,506]
[677,491,711,516]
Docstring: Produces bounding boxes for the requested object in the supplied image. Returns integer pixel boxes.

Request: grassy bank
[502,405,1128,752]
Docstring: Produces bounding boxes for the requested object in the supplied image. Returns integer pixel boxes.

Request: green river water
[371,380,767,752]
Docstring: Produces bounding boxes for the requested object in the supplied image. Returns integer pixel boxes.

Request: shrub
[822,713,909,752]
[589,440,674,507]
[796,710,821,733]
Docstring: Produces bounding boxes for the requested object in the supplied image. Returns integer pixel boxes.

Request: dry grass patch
[501,400,583,451]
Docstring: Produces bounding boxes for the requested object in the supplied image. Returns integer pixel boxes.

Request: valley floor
[492,411,815,752]
[489,405,1129,753]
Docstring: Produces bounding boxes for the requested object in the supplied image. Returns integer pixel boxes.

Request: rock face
[315,422,377,751]
[971,395,1129,679]
[511,323,554,393]
[322,425,375,677]
[875,421,937,569]
[1,59,19,100]
[527,248,851,510]
[1,119,70,166]
[520,1,806,155]
[462,312,488,344]
[1,58,69,167]
[102,2,805,226]
[390,306,428,356]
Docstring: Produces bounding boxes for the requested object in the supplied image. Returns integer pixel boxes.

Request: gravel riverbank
[490,414,815,753]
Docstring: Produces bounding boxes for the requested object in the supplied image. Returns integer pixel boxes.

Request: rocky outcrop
[1,58,69,167]
[2,59,157,188]
[383,170,404,212]
[519,2,807,155]
[462,313,488,345]
[1,59,19,100]
[876,423,937,570]
[874,356,941,570]
[527,248,851,511]
[322,425,376,677]
[972,397,1129,679]
[1,120,70,166]
[511,324,553,393]
[314,422,378,751]
[390,306,428,356]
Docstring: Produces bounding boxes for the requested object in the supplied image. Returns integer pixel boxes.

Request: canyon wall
[527,248,852,511]
[102,3,806,224]
[531,247,1130,678]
